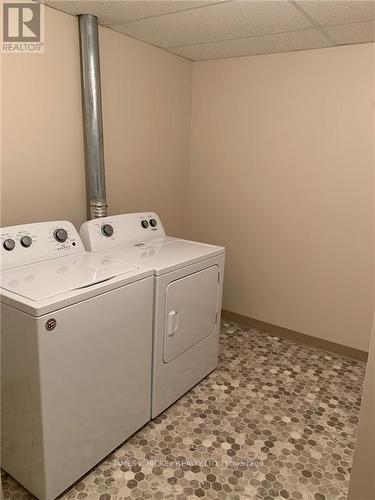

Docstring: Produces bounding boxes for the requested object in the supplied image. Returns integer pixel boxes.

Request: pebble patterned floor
[1,320,366,500]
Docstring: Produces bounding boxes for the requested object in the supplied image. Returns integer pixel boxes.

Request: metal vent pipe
[79,14,107,219]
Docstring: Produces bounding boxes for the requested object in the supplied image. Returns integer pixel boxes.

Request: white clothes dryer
[80,213,225,418]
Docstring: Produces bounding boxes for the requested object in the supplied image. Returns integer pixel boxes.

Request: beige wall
[99,27,192,236]
[186,43,374,351]
[1,6,86,229]
[1,6,192,235]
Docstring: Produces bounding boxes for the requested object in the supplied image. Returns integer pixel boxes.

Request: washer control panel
[80,212,166,251]
[0,221,84,270]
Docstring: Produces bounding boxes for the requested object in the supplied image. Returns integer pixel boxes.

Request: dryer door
[164,265,219,363]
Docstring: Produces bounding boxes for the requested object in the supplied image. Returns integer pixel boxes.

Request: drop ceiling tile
[170,28,331,60]
[111,1,313,48]
[296,1,375,26]
[44,1,219,25]
[325,20,375,44]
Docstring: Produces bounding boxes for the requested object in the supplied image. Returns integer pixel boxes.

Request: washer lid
[0,252,138,301]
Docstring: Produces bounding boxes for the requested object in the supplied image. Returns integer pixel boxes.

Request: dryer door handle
[167,310,179,337]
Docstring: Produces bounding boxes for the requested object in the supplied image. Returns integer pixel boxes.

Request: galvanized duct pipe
[79,14,107,219]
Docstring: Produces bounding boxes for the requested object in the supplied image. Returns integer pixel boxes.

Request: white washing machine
[0,221,153,500]
[80,213,225,418]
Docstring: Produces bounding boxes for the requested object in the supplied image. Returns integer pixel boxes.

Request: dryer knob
[3,239,15,251]
[149,219,157,227]
[101,224,114,237]
[141,220,149,228]
[20,236,32,248]
[54,228,68,243]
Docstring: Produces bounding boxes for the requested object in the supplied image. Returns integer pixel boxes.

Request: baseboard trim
[222,310,368,363]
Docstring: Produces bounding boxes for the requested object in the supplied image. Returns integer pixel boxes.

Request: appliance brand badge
[2,1,44,53]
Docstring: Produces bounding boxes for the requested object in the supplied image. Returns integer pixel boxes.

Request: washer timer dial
[54,228,68,243]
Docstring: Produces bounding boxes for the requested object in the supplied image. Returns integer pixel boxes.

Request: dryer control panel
[0,221,84,270]
[80,212,166,251]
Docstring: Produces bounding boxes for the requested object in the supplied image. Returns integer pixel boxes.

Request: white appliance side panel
[2,278,153,500]
[164,266,219,363]
[152,255,225,418]
[1,304,45,498]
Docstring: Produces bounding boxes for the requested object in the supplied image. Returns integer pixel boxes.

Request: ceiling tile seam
[105,0,231,27]
[165,20,375,51]
[289,0,337,45]
[180,43,351,63]
[166,27,326,50]
[323,18,375,28]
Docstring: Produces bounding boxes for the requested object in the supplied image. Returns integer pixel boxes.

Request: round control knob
[3,238,15,251]
[20,236,32,248]
[141,220,149,228]
[54,228,68,243]
[149,219,157,227]
[101,224,114,237]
